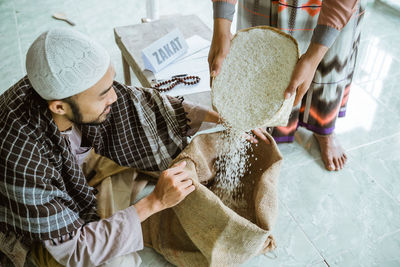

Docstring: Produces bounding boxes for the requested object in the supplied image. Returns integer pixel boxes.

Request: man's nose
[107,87,118,105]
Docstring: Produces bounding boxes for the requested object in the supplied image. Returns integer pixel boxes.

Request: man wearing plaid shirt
[0,28,221,266]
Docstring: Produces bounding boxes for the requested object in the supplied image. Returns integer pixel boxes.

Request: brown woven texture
[142,131,283,266]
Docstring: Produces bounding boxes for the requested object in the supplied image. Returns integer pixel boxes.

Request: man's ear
[48,100,68,115]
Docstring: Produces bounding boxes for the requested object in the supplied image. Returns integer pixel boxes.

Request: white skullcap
[26,28,110,100]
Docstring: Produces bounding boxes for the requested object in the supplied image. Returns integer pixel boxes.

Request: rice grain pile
[211,128,252,208]
[210,26,299,207]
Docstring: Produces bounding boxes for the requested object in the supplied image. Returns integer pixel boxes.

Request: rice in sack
[142,131,282,266]
[141,26,299,266]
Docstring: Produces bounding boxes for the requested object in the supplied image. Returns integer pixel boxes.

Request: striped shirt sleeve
[311,0,359,47]
[212,0,237,21]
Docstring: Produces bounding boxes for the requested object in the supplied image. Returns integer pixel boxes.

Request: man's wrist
[146,192,164,214]
[204,109,220,124]
[133,193,163,222]
[213,18,232,36]
[303,42,329,66]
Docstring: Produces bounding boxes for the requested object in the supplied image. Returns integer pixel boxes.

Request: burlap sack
[142,131,283,266]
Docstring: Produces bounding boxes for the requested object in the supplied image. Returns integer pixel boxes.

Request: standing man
[209,0,366,171]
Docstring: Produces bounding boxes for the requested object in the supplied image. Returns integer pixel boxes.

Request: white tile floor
[1,0,399,266]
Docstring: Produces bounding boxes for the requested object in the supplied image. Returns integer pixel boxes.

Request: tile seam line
[346,131,400,152]
[353,72,400,87]
[360,32,399,42]
[276,198,328,266]
[280,124,400,168]
[279,136,400,263]
[354,70,400,85]
[372,174,400,205]
[356,80,400,115]
[281,157,317,171]
[371,95,399,115]
[278,200,330,265]
[11,0,24,76]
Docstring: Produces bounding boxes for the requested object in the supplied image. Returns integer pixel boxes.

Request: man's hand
[244,128,271,145]
[151,161,194,209]
[204,108,221,124]
[208,18,232,86]
[284,43,329,106]
[134,161,194,222]
[251,128,271,144]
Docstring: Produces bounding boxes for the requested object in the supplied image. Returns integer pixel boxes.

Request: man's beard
[65,99,111,126]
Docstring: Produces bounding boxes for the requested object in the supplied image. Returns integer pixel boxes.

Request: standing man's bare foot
[313,133,347,171]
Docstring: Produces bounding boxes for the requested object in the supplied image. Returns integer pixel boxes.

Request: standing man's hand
[134,161,195,222]
[250,128,271,144]
[208,18,232,86]
[284,43,329,106]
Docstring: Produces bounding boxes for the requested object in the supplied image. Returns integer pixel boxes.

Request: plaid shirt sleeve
[0,115,85,242]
